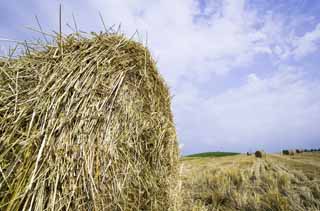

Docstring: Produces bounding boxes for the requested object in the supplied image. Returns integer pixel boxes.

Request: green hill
[184,151,240,158]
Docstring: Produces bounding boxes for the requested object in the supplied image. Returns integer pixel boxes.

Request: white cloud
[36,0,289,84]
[247,73,260,84]
[4,0,317,81]
[292,23,320,59]
[179,143,185,150]
[174,66,320,153]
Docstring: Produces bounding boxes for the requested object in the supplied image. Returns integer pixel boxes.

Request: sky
[1,0,320,155]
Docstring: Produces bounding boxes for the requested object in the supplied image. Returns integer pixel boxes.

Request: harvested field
[180,152,320,211]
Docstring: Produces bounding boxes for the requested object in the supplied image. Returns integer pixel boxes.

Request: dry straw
[0,32,179,210]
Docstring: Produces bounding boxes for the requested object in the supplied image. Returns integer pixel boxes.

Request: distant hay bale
[289,150,295,155]
[246,152,252,156]
[255,150,266,158]
[296,149,303,153]
[283,150,295,155]
[0,33,179,210]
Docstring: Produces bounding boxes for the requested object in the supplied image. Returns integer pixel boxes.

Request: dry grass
[0,32,179,211]
[180,153,320,211]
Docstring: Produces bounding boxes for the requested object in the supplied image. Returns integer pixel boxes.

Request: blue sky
[1,0,320,155]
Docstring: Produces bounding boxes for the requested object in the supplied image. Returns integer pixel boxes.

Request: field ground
[179,152,320,211]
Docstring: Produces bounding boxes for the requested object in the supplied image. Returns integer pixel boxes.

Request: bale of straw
[0,33,179,211]
[282,150,295,155]
[246,152,252,156]
[289,150,295,155]
[255,150,266,158]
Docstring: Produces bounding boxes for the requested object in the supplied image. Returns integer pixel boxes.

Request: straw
[0,32,179,211]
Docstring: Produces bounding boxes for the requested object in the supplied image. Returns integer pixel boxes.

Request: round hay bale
[255,150,266,158]
[246,152,252,156]
[282,150,295,155]
[0,33,179,210]
[289,150,295,155]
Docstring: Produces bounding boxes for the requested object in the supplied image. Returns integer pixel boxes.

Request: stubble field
[178,152,320,211]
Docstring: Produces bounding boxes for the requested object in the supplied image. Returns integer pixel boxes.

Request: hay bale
[0,33,179,210]
[246,152,252,156]
[283,150,295,155]
[255,150,266,158]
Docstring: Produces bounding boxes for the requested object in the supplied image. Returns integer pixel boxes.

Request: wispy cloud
[292,23,320,59]
[175,66,320,153]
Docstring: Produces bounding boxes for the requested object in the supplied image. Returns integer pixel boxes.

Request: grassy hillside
[184,151,240,158]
